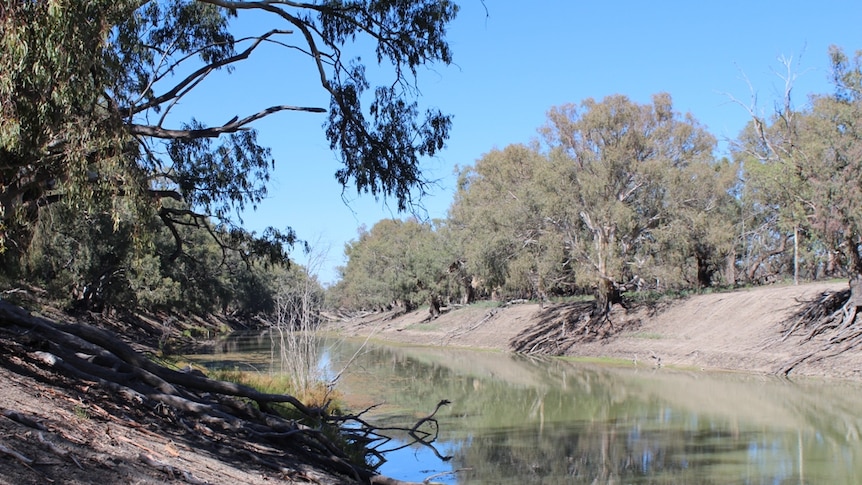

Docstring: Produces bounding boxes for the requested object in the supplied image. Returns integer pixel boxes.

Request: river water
[192,332,862,484]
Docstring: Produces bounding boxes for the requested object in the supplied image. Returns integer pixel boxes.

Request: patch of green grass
[548,294,594,304]
[73,404,90,420]
[629,331,664,340]
[208,368,341,414]
[468,300,503,309]
[180,325,211,339]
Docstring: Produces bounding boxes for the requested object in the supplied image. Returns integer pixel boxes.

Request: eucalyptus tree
[333,224,395,311]
[448,144,568,301]
[334,218,453,315]
[1,0,457,304]
[541,94,717,316]
[773,47,862,372]
[651,157,740,288]
[799,46,862,278]
[732,55,815,284]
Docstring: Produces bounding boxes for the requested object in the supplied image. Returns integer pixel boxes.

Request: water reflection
[192,333,862,484]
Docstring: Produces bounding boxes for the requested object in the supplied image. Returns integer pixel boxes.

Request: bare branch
[130,104,325,139]
[126,29,294,116]
[197,0,332,88]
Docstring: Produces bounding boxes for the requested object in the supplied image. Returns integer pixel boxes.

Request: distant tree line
[331,46,862,316]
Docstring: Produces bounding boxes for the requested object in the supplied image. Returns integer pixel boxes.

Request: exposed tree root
[0,299,448,484]
[780,289,851,343]
[777,278,862,375]
[510,301,641,355]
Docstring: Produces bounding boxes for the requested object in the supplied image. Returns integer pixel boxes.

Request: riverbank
[329,280,862,379]
[1,281,856,484]
[0,299,372,485]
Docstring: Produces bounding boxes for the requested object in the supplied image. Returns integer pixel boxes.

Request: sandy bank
[329,281,862,379]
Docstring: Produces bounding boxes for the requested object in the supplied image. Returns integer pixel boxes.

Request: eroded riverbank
[328,281,862,379]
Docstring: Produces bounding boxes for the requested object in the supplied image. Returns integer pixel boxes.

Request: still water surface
[193,332,862,484]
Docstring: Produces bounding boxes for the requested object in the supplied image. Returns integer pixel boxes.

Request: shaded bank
[0,298,422,485]
[328,281,862,379]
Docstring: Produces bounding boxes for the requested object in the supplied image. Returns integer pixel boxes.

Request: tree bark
[848,274,862,310]
[428,295,441,318]
[724,252,736,286]
[594,278,622,317]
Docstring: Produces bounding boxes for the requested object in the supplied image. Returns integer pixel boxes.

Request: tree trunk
[826,250,838,277]
[462,276,475,305]
[695,252,712,288]
[846,232,862,275]
[428,295,441,318]
[594,278,621,317]
[848,274,862,310]
[793,224,799,285]
[724,252,736,286]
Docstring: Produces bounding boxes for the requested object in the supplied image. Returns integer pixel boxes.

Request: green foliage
[23,201,140,311]
[1,176,324,319]
[651,157,740,288]
[794,49,862,275]
[449,144,569,300]
[332,45,862,313]
[340,96,731,311]
[1,0,458,318]
[735,47,862,281]
[332,218,456,311]
[541,93,719,308]
[1,0,137,251]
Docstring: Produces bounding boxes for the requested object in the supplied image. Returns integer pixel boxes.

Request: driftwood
[0,299,450,484]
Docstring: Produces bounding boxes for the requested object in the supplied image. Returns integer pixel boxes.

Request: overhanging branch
[127,29,294,116]
[130,105,325,139]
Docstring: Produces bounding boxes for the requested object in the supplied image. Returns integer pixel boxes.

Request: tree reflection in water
[194,335,862,484]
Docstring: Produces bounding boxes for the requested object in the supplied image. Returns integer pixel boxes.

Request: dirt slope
[0,321,354,485]
[332,281,862,379]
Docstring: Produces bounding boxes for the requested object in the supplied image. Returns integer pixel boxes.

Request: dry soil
[331,281,862,379]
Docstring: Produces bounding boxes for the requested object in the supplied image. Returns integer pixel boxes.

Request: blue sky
[173,1,862,284]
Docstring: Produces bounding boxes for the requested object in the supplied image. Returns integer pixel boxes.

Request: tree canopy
[1,0,458,313]
[332,218,455,313]
[541,93,720,312]
[336,47,862,327]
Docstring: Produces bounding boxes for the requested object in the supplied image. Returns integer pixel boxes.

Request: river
[191,331,862,484]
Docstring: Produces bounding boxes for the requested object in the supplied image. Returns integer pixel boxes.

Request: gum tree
[541,93,716,319]
[334,218,453,315]
[1,0,457,298]
[448,144,566,302]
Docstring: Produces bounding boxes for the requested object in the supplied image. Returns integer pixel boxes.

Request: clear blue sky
[173,1,862,284]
